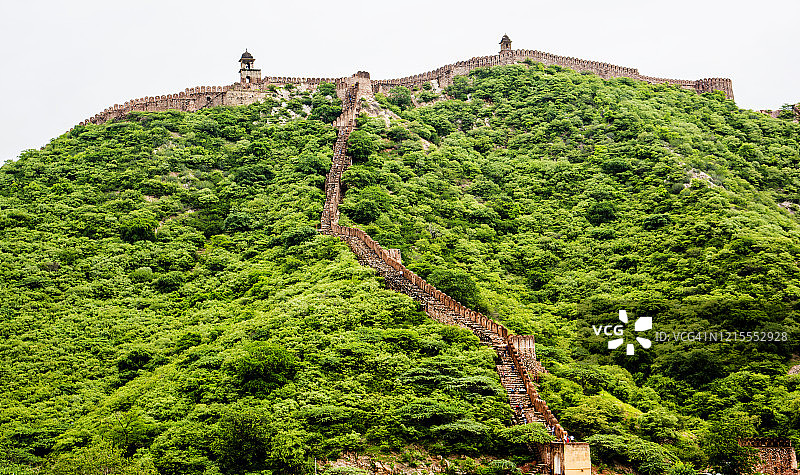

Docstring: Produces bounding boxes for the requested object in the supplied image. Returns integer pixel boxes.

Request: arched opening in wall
[246,76,251,83]
[554,455,562,474]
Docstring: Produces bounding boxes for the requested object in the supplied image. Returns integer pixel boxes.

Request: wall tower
[500,34,512,54]
[239,50,261,84]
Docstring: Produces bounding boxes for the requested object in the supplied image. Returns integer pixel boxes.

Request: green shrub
[324,467,369,475]
[296,151,331,175]
[586,202,617,225]
[586,434,673,475]
[153,271,184,292]
[479,460,522,475]
[427,267,483,311]
[347,130,381,161]
[388,87,413,110]
[498,423,554,451]
[309,82,343,124]
[224,211,254,232]
[120,210,158,242]
[213,408,271,472]
[642,214,672,230]
[668,461,696,475]
[282,226,317,247]
[224,342,298,395]
[129,266,154,282]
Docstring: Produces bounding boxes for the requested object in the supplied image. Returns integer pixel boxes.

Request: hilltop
[1,56,800,475]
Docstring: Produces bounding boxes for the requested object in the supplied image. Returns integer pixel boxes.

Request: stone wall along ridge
[373,49,733,100]
[75,76,340,128]
[74,42,735,131]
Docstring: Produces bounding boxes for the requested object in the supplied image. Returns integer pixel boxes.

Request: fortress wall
[515,49,732,99]
[512,49,640,79]
[78,79,341,126]
[509,335,536,356]
[563,443,592,475]
[369,49,732,100]
[335,72,374,102]
[330,224,567,439]
[322,80,574,439]
[76,47,735,128]
[372,61,461,94]
[224,89,273,107]
[739,439,799,475]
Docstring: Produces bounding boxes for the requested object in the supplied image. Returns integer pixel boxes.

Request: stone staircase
[497,348,547,426]
[318,77,579,468]
[321,82,359,232]
[342,232,548,427]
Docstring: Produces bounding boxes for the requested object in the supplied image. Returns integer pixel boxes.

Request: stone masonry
[75,37,735,128]
[739,438,799,475]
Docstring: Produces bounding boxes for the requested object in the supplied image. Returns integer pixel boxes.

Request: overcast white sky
[1,0,797,163]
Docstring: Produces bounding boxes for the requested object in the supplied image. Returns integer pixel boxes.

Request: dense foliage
[339,64,800,470]
[3,64,800,474]
[0,85,532,474]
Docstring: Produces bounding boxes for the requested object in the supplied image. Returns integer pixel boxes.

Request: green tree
[427,267,483,311]
[560,399,619,439]
[101,409,155,457]
[347,130,380,161]
[776,103,798,121]
[224,342,299,395]
[47,439,157,475]
[388,86,413,110]
[637,408,679,441]
[119,209,158,242]
[702,411,758,475]
[586,202,617,225]
[309,82,343,123]
[668,461,697,475]
[267,428,309,472]
[498,423,554,448]
[213,408,271,472]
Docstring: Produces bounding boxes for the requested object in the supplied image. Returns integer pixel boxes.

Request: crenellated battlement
[372,48,734,100]
[740,438,795,448]
[75,37,735,129]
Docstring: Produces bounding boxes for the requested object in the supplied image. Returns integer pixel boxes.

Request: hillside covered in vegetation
[1,65,799,475]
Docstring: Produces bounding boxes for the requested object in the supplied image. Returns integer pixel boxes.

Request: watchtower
[499,34,512,54]
[239,50,261,84]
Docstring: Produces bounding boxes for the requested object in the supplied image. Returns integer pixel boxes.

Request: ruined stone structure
[739,439,800,475]
[77,38,735,127]
[318,64,591,475]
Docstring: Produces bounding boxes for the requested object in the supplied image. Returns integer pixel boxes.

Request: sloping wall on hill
[318,72,591,474]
